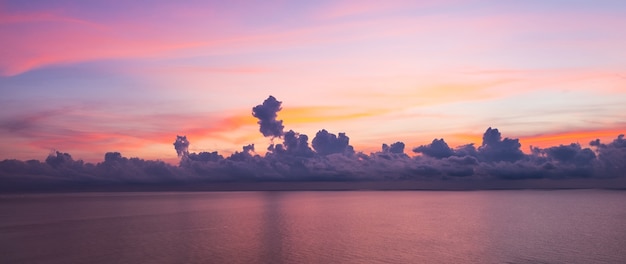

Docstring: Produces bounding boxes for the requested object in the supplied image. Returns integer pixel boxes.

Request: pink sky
[1,0,625,163]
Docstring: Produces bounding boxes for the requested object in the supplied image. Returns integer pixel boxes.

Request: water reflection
[1,191,625,264]
[260,192,286,263]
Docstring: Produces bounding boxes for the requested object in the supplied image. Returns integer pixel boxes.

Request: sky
[1,0,625,164]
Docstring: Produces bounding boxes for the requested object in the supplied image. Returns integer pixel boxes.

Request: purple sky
[1,0,625,163]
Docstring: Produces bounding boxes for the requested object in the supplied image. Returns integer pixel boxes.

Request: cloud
[1,2,442,76]
[0,102,262,163]
[45,151,76,168]
[313,0,461,20]
[541,143,596,165]
[383,142,405,154]
[478,127,524,162]
[187,151,223,162]
[252,96,285,138]
[311,129,355,156]
[590,134,626,177]
[274,130,315,157]
[413,139,454,158]
[1,96,625,191]
[0,108,70,133]
[173,135,190,157]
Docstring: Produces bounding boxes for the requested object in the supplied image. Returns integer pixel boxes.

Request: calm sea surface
[1,190,625,263]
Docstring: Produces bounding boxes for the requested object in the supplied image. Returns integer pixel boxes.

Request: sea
[1,190,625,263]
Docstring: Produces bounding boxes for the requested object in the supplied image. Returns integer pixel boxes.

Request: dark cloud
[187,151,223,162]
[542,143,596,165]
[173,135,189,157]
[383,142,405,154]
[242,144,255,153]
[277,130,315,157]
[311,129,354,156]
[590,134,626,177]
[414,156,477,178]
[413,139,454,158]
[446,155,479,166]
[252,95,284,137]
[478,127,524,162]
[454,144,477,157]
[377,142,409,160]
[104,152,124,163]
[479,160,547,180]
[1,95,625,191]
[45,151,75,168]
[228,144,257,162]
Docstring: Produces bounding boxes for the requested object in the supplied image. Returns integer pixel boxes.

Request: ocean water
[1,190,625,264]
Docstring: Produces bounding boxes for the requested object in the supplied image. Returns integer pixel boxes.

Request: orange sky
[1,0,625,162]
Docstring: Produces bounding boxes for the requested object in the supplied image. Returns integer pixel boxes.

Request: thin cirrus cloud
[0,1,238,76]
[312,0,449,20]
[3,1,624,76]
[0,2,555,75]
[314,0,402,19]
[0,19,208,76]
[279,106,392,124]
[344,79,513,108]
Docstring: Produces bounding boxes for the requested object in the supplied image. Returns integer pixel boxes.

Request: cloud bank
[1,96,625,191]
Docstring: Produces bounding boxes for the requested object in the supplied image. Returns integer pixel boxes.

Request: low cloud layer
[1,96,625,191]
